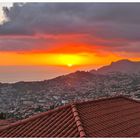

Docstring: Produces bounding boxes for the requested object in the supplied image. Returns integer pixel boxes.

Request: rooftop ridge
[0,104,71,132]
[71,104,86,137]
[121,96,140,103]
[74,95,131,105]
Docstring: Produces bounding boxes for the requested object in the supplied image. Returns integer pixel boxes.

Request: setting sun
[67,64,73,67]
[57,54,88,67]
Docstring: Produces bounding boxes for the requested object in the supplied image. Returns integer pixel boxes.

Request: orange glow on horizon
[0,30,140,69]
[0,52,90,66]
[0,51,140,69]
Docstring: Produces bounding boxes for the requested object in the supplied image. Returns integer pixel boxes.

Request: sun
[57,54,84,67]
[67,63,73,67]
[42,53,90,67]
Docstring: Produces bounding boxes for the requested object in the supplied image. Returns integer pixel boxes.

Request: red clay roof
[0,96,140,137]
[0,120,11,129]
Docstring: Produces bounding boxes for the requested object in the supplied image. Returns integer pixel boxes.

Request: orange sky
[0,50,140,68]
[0,32,140,69]
[0,33,140,69]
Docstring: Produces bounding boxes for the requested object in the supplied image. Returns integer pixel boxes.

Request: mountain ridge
[90,59,140,74]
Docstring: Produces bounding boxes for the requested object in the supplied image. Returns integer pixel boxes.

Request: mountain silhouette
[90,59,140,74]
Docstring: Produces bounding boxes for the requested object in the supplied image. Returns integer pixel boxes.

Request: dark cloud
[1,3,140,37]
[0,3,140,53]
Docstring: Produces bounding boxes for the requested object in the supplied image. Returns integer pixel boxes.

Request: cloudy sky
[0,3,140,82]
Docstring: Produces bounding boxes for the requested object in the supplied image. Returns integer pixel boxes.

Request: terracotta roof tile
[0,105,80,137]
[76,96,140,137]
[1,96,140,137]
[0,120,11,129]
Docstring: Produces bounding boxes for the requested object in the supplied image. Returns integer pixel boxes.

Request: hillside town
[0,71,140,120]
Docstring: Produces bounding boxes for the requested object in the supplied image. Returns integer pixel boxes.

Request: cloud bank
[0,3,140,54]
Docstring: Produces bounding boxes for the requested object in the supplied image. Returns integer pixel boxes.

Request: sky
[0,3,140,82]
